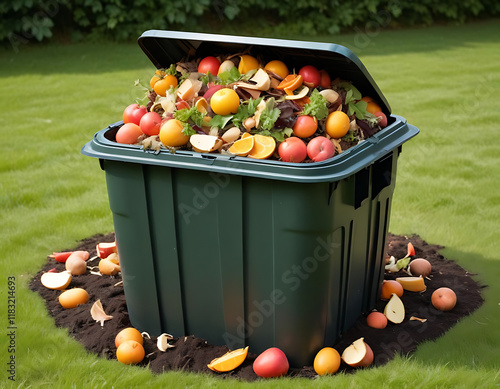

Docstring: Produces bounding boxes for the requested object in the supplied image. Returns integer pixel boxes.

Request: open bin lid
[82,30,420,183]
[138,30,391,114]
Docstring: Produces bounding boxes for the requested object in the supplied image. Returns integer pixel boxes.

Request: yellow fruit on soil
[238,55,259,74]
[207,346,249,372]
[314,347,341,375]
[116,340,145,365]
[115,327,144,348]
[228,136,255,156]
[396,276,427,292]
[248,134,276,159]
[59,288,89,309]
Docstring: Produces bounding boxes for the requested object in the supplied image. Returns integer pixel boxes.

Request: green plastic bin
[82,30,419,367]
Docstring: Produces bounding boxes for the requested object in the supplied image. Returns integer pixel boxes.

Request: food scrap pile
[115,52,388,163]
[30,233,484,381]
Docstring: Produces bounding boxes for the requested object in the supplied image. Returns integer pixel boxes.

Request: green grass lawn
[1,19,499,388]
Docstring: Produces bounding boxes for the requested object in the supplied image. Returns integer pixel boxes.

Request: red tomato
[307,136,335,162]
[198,56,221,75]
[115,123,143,144]
[139,111,162,136]
[253,347,289,378]
[123,104,147,126]
[278,137,307,163]
[292,115,317,138]
[298,65,321,88]
[319,70,331,89]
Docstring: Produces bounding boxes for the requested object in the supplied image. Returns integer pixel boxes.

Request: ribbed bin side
[101,147,399,367]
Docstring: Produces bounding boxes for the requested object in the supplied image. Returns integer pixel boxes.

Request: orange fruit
[207,346,249,372]
[313,347,341,375]
[366,101,382,114]
[264,60,289,79]
[241,132,252,139]
[248,134,276,159]
[238,55,259,74]
[277,74,303,93]
[116,340,145,365]
[115,327,143,348]
[210,88,240,116]
[228,136,255,156]
[153,74,178,97]
[293,115,317,138]
[325,111,350,139]
[159,119,190,147]
[380,280,404,300]
[360,96,374,103]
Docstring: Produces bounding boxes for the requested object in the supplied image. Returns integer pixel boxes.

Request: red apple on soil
[307,136,335,162]
[253,347,289,378]
[341,338,374,368]
[431,287,457,311]
[278,137,307,163]
[298,65,321,88]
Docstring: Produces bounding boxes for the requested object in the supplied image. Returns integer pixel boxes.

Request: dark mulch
[29,233,485,381]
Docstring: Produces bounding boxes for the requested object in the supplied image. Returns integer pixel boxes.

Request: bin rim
[81,114,419,183]
[137,29,391,114]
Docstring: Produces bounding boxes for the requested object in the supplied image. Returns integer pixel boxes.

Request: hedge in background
[2,0,500,49]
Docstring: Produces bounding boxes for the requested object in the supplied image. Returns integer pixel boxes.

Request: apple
[384,293,405,324]
[198,56,221,75]
[123,103,147,126]
[279,137,307,163]
[431,287,457,311]
[115,123,143,144]
[341,338,374,368]
[307,136,335,162]
[203,84,223,101]
[96,242,117,259]
[373,111,388,128]
[298,65,321,88]
[139,111,162,136]
[319,70,331,89]
[252,347,289,378]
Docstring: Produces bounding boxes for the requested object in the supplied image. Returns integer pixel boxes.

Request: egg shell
[59,288,89,309]
[409,258,432,277]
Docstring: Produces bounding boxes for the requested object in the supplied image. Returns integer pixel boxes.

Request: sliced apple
[96,241,117,259]
[235,68,271,91]
[384,293,405,324]
[319,88,340,103]
[396,276,427,292]
[341,338,374,368]
[41,271,71,290]
[190,134,223,153]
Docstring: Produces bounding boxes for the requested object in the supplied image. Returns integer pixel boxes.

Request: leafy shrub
[1,0,499,48]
